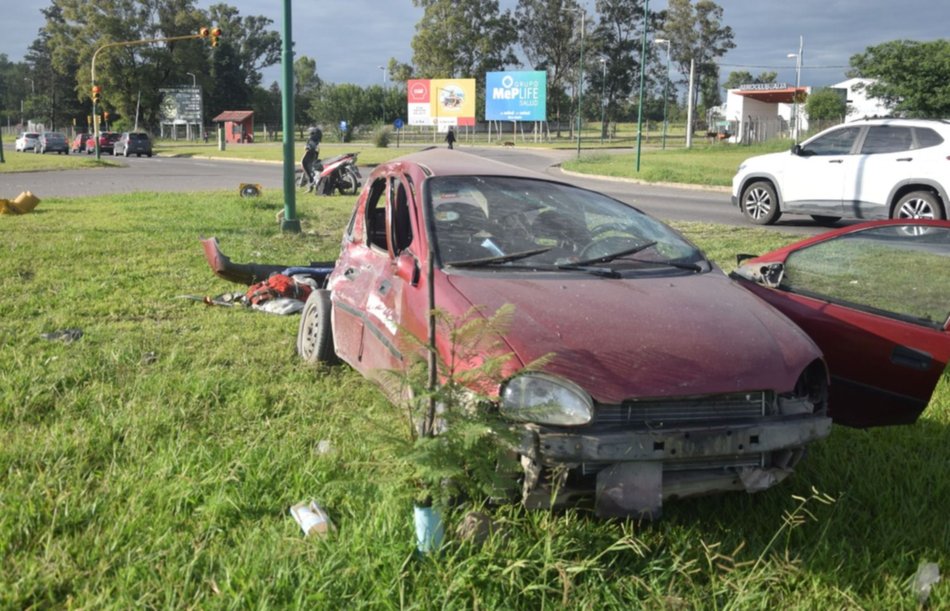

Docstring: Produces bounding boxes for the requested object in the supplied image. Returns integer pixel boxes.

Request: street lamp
[565,7,585,159]
[378,65,386,85]
[787,35,804,141]
[599,57,607,144]
[24,77,34,94]
[186,72,196,87]
[634,0,650,172]
[654,38,671,150]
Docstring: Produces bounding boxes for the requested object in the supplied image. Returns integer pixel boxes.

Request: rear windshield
[129,134,149,141]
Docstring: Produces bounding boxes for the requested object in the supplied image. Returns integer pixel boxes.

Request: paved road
[0,146,844,234]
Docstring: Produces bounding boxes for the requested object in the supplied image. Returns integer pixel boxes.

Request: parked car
[34,131,69,154]
[14,132,39,152]
[113,132,153,157]
[71,133,88,153]
[731,219,949,428]
[85,131,120,154]
[293,149,836,518]
[733,118,950,225]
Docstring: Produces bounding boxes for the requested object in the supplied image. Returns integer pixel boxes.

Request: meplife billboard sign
[485,71,547,121]
[407,78,476,127]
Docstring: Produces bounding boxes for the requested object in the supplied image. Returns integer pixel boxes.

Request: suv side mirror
[791,144,803,156]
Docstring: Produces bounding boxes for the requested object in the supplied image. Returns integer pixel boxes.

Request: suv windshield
[427,176,705,272]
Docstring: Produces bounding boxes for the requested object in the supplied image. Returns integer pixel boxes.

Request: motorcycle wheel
[336,167,361,195]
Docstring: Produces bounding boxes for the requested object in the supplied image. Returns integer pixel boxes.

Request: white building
[721,82,811,144]
[830,78,891,122]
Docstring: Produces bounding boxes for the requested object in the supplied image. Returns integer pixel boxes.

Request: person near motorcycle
[302,126,323,191]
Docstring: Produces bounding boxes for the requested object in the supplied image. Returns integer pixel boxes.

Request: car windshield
[426,175,705,273]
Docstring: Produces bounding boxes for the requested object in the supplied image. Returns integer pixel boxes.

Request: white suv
[732,119,950,225]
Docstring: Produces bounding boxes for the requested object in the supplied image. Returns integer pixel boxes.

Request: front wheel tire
[741,181,781,225]
[893,191,945,220]
[297,289,337,364]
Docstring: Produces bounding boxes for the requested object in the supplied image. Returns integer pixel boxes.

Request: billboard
[485,71,546,121]
[407,78,476,127]
[159,87,202,123]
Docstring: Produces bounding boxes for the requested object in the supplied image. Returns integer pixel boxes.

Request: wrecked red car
[295,149,837,518]
[732,220,949,428]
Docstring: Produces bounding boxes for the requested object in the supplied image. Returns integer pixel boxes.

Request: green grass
[562,139,795,187]
[1,191,947,608]
[0,150,119,173]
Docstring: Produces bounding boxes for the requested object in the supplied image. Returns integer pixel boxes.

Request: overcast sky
[2,0,947,92]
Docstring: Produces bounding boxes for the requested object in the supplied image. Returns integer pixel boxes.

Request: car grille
[593,391,771,427]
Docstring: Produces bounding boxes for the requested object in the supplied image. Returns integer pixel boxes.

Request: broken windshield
[426,176,705,272]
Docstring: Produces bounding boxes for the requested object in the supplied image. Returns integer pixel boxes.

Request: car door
[780,125,863,216]
[843,125,915,218]
[732,221,950,427]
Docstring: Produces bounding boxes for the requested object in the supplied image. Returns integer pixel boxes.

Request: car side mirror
[791,144,802,156]
[395,253,420,286]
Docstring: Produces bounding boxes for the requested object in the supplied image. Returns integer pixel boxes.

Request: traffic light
[91,85,101,105]
[199,26,209,38]
[210,27,221,48]
[103,111,110,121]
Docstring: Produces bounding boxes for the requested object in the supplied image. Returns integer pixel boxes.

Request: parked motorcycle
[297,152,362,196]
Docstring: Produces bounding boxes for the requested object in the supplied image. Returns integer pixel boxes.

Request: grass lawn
[1,190,947,608]
[0,150,119,173]
[155,141,418,167]
[562,139,794,187]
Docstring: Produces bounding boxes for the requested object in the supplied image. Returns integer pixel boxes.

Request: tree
[206,4,281,88]
[410,0,518,78]
[722,70,776,91]
[848,40,950,117]
[308,83,370,142]
[514,0,582,133]
[387,58,414,84]
[293,56,322,135]
[805,88,846,122]
[590,0,661,138]
[659,0,734,124]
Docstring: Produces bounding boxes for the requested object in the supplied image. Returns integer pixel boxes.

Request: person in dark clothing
[302,126,323,190]
[445,128,456,149]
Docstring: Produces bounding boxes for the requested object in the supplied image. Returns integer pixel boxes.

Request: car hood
[445,271,821,404]
[741,151,789,170]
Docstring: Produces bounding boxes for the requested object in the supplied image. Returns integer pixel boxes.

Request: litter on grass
[290,500,334,537]
[1,191,40,215]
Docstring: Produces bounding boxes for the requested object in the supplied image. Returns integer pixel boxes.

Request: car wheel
[297,289,337,364]
[893,191,945,220]
[810,215,840,225]
[124,149,130,157]
[741,181,781,225]
[147,153,152,158]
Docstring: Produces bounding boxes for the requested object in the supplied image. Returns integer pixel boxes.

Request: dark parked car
[85,131,120,154]
[731,219,949,428]
[294,149,837,518]
[113,132,153,157]
[34,131,69,154]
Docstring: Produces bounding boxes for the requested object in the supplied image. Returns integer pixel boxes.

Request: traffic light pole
[90,30,218,160]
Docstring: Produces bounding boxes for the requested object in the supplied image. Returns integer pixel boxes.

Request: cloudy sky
[2,0,947,92]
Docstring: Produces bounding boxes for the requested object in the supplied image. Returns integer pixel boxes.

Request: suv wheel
[893,191,945,220]
[741,181,782,225]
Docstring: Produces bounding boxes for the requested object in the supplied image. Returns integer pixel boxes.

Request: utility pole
[635,0,650,171]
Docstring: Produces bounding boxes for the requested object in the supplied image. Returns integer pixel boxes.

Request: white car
[732,118,950,225]
[14,132,40,152]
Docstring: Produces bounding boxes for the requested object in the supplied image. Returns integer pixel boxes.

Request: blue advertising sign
[485,71,547,121]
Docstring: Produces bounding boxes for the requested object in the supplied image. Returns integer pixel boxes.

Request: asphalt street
[0,145,841,234]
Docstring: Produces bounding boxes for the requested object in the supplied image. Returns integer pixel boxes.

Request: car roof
[847,118,950,128]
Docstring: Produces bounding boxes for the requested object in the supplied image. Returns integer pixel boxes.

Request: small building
[211,110,255,144]
[829,78,891,122]
[722,82,811,144]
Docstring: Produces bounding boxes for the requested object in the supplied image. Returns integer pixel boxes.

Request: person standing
[302,126,323,190]
[445,128,456,150]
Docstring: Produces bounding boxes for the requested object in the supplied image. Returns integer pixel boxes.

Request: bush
[373,126,392,148]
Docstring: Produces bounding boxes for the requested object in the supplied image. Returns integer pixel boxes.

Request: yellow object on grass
[0,191,40,215]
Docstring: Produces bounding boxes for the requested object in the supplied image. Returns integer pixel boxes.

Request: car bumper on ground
[518,414,832,518]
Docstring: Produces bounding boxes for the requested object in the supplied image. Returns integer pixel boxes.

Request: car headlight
[500,373,593,426]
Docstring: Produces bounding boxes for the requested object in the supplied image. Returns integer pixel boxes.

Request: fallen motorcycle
[297,152,362,196]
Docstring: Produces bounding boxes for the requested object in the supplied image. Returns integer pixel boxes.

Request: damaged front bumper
[518,415,832,519]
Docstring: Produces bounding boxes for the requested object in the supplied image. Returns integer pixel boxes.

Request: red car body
[732,219,949,428]
[299,149,836,517]
[85,132,120,154]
